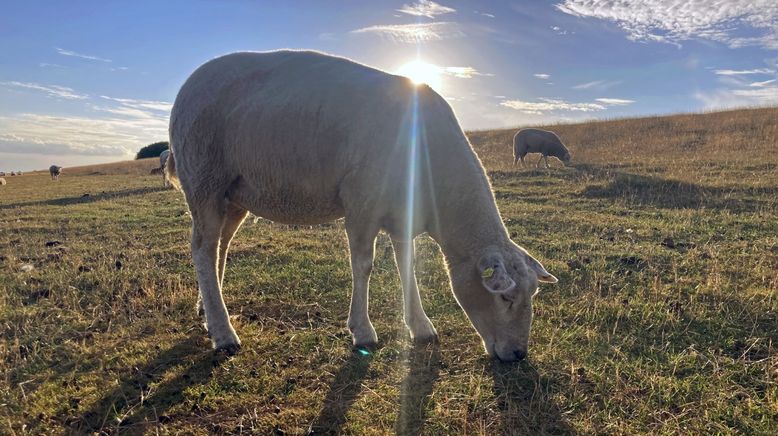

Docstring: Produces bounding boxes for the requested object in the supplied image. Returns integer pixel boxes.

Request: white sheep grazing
[159,150,171,187]
[513,128,571,168]
[167,50,558,361]
[49,165,62,180]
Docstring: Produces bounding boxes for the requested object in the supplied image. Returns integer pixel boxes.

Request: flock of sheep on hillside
[26,51,574,362]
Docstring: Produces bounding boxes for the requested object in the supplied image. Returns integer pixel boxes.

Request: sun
[397,60,443,90]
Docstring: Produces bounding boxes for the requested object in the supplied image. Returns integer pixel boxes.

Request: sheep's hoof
[349,322,378,348]
[352,336,379,349]
[408,319,438,344]
[353,337,378,347]
[214,342,241,356]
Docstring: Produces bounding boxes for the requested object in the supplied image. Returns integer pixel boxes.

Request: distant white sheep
[513,128,571,168]
[158,150,171,187]
[167,50,557,361]
[49,165,62,180]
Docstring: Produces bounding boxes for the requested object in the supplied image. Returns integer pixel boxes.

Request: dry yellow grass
[0,107,775,434]
[63,157,161,176]
[472,106,778,178]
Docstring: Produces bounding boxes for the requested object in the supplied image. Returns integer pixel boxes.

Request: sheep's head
[561,152,572,166]
[449,243,557,361]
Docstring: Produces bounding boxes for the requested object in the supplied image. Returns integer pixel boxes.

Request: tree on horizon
[135,141,169,160]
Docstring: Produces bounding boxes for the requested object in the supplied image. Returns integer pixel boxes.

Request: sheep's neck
[424,138,509,263]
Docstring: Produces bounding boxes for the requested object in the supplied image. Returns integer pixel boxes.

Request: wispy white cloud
[0,84,171,158]
[99,96,173,112]
[501,98,605,115]
[713,68,775,76]
[397,1,455,19]
[551,25,569,35]
[533,73,551,80]
[0,110,166,157]
[442,66,493,78]
[475,10,495,18]
[595,98,635,105]
[731,86,778,101]
[695,85,778,109]
[0,81,88,100]
[572,79,621,90]
[55,47,112,62]
[351,22,461,43]
[750,79,777,87]
[39,62,66,68]
[555,0,778,49]
[501,96,633,114]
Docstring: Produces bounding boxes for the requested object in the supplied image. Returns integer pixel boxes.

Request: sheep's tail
[164,147,181,191]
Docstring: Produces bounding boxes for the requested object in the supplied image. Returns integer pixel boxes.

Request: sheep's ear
[478,254,516,294]
[526,254,557,284]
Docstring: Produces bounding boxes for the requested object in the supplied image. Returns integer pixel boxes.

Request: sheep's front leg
[536,154,544,168]
[392,237,437,343]
[346,221,379,347]
[544,155,550,168]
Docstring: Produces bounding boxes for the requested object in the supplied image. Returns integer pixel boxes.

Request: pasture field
[1,107,776,434]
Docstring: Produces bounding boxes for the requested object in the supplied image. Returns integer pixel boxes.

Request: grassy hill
[0,107,776,434]
[61,157,160,176]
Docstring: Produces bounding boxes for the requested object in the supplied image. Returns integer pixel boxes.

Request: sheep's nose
[513,349,527,361]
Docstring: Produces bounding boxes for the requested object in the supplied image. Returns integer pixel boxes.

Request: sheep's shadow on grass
[574,163,778,212]
[0,186,168,210]
[308,348,374,434]
[69,334,221,433]
[490,360,572,434]
[492,164,776,212]
[395,343,441,434]
[308,343,441,435]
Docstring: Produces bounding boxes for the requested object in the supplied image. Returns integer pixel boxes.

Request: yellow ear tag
[482,267,495,279]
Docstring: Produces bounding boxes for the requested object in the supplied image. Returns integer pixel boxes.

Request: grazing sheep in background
[167,50,558,361]
[159,149,171,187]
[150,167,163,175]
[10,171,16,176]
[0,172,5,176]
[49,165,62,180]
[0,178,5,186]
[513,128,571,168]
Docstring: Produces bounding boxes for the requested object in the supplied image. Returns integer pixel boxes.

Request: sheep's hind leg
[392,237,437,343]
[197,203,248,318]
[190,200,241,354]
[218,203,248,288]
[345,219,380,347]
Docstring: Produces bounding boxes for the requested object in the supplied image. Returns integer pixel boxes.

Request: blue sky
[2,0,777,170]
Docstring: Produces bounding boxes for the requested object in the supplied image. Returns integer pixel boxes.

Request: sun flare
[397,60,442,90]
